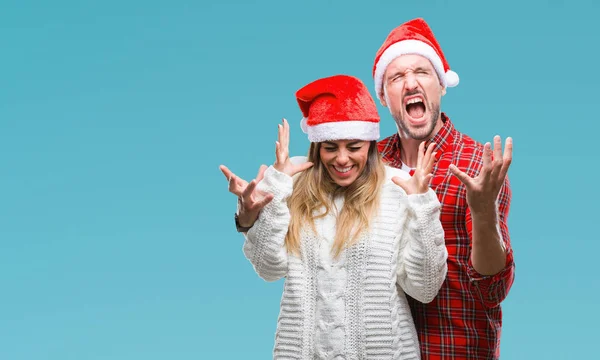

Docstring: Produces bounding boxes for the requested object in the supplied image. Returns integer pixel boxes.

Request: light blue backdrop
[1,0,597,359]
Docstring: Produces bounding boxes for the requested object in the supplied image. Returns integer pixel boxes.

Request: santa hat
[297,74,380,143]
[372,18,459,101]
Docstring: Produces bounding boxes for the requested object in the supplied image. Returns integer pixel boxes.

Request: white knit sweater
[243,165,447,360]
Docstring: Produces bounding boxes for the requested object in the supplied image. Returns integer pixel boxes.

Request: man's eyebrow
[387,67,431,78]
[386,69,404,79]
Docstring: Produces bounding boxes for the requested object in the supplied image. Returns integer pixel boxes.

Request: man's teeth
[406,98,423,104]
[334,166,352,173]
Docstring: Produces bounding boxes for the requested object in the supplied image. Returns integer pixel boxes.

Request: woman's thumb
[391,176,407,191]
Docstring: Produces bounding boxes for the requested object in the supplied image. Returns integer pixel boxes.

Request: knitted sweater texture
[243,165,447,360]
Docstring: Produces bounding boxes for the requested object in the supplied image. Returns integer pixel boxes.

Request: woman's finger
[416,141,425,169]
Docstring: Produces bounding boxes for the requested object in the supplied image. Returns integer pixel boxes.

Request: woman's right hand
[220,164,274,229]
[274,118,314,176]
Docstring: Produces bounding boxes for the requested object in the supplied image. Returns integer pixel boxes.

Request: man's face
[380,54,446,140]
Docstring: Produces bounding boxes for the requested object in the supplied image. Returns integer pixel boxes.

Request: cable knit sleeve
[396,188,448,303]
[242,166,292,282]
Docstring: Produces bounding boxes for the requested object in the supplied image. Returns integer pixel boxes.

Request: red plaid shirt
[378,114,515,359]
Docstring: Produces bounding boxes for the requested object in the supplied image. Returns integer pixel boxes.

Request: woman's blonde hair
[285,141,385,258]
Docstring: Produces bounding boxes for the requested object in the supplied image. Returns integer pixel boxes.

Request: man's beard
[392,102,441,141]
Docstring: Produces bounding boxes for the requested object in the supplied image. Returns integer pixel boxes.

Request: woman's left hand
[392,141,437,195]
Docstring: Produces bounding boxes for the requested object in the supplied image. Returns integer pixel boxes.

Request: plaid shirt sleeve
[465,176,515,308]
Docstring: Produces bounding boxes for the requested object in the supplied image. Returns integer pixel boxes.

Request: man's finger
[503,137,513,160]
[499,137,513,179]
[449,164,473,187]
[489,136,504,178]
[481,142,493,175]
[493,135,502,164]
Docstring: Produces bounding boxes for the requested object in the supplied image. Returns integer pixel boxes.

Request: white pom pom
[300,117,308,133]
[445,70,459,87]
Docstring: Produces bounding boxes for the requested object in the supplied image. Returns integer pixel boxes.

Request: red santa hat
[372,18,459,101]
[297,74,380,143]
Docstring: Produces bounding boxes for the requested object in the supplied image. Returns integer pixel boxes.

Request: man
[371,18,514,359]
[221,18,514,360]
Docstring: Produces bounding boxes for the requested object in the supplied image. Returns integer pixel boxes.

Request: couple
[221,18,514,360]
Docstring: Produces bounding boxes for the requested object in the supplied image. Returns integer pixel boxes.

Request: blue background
[1,0,598,359]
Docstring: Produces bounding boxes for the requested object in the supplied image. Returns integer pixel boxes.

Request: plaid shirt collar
[382,113,456,169]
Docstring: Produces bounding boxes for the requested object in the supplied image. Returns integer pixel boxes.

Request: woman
[240,75,447,359]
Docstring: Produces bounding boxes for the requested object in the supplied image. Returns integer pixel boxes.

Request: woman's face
[319,140,370,187]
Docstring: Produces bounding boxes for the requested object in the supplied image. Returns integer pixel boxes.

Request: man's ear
[379,88,387,107]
